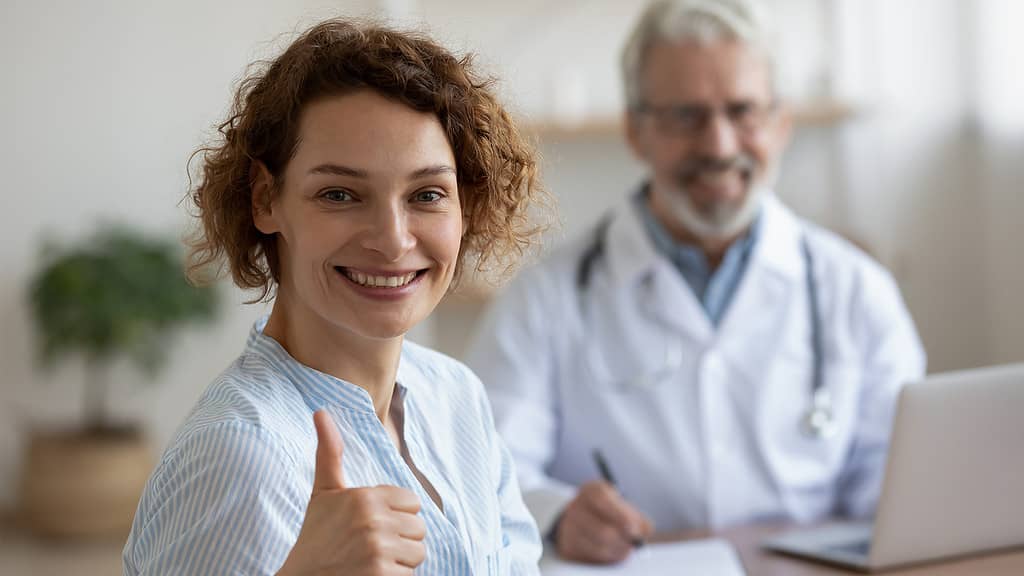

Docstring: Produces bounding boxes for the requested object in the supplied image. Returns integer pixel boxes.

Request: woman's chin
[347,311,424,341]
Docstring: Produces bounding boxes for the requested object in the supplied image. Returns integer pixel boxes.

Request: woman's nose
[361,202,416,262]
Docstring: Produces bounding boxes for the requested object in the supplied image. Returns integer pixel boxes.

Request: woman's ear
[251,161,279,234]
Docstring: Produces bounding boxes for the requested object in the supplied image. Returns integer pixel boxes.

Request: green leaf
[28,226,221,378]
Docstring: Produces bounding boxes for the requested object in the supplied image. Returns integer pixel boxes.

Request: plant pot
[19,426,153,540]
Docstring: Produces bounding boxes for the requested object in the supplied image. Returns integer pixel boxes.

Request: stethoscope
[575,211,837,440]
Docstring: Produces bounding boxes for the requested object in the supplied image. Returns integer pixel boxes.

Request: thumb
[312,409,346,493]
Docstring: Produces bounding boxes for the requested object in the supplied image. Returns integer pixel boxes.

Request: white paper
[540,538,747,576]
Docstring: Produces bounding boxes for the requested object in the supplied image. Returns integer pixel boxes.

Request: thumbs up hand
[277,410,427,576]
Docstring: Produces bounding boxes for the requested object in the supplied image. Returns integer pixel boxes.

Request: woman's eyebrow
[409,164,456,179]
[309,163,455,179]
[309,163,368,178]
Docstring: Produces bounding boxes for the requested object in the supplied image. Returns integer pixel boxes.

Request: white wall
[416,0,828,125]
[982,136,1024,365]
[975,0,1024,366]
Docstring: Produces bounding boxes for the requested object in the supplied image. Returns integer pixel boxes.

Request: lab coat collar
[604,188,714,340]
[751,193,805,282]
[604,187,804,290]
[604,189,661,290]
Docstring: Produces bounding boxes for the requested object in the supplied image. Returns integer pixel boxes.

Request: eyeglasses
[633,100,778,136]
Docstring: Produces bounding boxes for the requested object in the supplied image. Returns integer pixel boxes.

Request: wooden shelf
[524,116,625,140]
[787,99,861,125]
[522,100,861,140]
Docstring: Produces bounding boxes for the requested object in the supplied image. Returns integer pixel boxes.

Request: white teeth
[343,270,418,288]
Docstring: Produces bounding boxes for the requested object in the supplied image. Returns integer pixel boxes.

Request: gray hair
[621,0,777,109]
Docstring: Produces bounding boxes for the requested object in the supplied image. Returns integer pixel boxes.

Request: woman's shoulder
[166,353,314,462]
[125,357,313,573]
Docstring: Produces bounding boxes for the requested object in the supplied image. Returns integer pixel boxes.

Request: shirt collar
[245,316,414,414]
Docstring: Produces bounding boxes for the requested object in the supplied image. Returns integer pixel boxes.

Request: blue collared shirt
[123,317,541,575]
[635,193,762,326]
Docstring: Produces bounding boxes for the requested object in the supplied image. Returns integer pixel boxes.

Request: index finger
[375,485,422,514]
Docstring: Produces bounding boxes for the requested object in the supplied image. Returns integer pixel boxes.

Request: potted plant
[20,226,218,538]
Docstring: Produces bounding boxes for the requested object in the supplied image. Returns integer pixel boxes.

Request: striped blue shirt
[123,317,542,575]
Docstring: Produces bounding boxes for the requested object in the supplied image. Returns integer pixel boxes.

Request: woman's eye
[414,190,444,203]
[321,189,352,202]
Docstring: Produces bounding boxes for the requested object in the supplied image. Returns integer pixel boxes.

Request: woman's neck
[262,295,403,422]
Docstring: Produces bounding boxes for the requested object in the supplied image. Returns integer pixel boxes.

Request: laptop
[762,363,1024,572]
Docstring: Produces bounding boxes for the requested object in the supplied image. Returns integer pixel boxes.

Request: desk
[658,523,1024,575]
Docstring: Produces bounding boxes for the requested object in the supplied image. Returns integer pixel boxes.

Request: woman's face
[254,89,462,341]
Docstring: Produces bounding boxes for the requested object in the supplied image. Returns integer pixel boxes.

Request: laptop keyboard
[828,538,871,557]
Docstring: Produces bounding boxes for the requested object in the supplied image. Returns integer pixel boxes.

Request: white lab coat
[465,193,926,536]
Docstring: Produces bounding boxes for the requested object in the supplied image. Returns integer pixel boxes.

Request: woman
[123,18,547,575]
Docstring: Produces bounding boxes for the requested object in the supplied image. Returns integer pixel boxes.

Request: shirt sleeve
[123,422,307,575]
[837,266,927,518]
[465,265,579,537]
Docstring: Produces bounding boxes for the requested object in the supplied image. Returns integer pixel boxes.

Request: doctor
[466,0,926,565]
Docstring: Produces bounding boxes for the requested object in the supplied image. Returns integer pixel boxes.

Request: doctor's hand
[554,481,654,564]
[277,410,427,576]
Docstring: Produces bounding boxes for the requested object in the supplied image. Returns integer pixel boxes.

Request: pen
[592,449,645,548]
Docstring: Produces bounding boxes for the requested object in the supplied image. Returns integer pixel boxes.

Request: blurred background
[1,0,1022,571]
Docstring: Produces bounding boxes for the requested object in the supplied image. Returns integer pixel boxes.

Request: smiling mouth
[696,170,745,187]
[334,267,426,288]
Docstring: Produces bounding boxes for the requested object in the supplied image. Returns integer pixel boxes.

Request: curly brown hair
[186,18,547,301]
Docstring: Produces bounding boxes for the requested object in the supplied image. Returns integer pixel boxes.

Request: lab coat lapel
[717,195,805,381]
[605,199,714,344]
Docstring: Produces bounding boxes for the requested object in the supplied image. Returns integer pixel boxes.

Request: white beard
[663,182,767,239]
[660,162,778,239]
